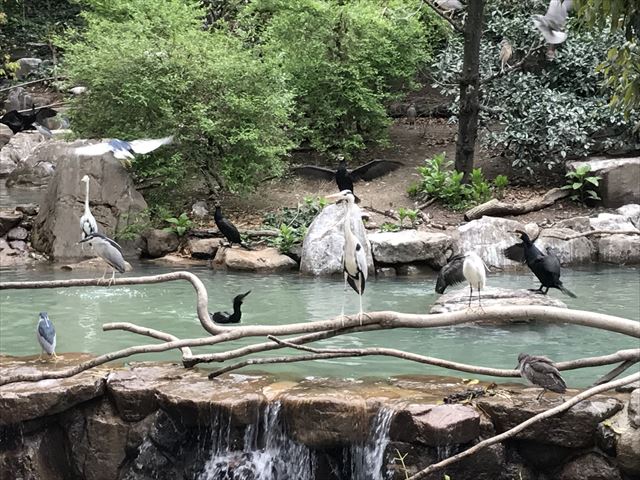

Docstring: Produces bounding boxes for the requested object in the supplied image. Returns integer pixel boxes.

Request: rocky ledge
[0,357,637,480]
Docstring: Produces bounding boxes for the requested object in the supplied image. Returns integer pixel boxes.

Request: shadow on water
[0,260,638,387]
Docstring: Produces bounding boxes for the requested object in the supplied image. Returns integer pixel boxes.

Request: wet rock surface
[368,230,455,268]
[143,228,180,258]
[569,157,640,208]
[0,359,633,480]
[212,246,298,271]
[431,286,567,316]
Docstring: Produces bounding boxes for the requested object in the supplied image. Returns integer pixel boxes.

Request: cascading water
[348,407,395,480]
[198,402,314,480]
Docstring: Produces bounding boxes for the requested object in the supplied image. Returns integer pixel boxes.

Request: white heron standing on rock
[435,251,488,308]
[80,175,98,240]
[325,190,368,324]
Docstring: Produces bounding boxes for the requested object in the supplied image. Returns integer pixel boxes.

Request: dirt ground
[224,119,602,230]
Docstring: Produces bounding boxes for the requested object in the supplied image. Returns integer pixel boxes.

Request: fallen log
[464,188,570,221]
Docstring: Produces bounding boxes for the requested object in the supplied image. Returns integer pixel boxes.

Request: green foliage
[493,174,509,199]
[263,196,326,253]
[238,0,445,154]
[409,153,494,210]
[380,222,401,232]
[59,0,294,195]
[397,207,419,228]
[164,213,193,237]
[432,0,639,172]
[562,164,601,205]
[267,223,306,254]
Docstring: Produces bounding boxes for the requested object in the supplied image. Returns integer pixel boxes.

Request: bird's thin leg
[468,286,473,308]
[543,286,549,295]
[107,269,115,286]
[536,389,546,401]
[340,275,347,327]
[358,293,363,326]
[38,352,43,362]
[478,286,483,311]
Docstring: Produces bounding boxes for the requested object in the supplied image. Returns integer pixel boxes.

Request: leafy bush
[562,164,601,205]
[238,0,446,154]
[164,213,193,237]
[398,207,419,228]
[493,174,509,199]
[263,196,327,253]
[431,0,639,172]
[380,222,401,232]
[59,0,294,195]
[409,153,495,210]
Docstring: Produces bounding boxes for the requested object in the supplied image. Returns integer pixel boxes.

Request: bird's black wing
[347,271,366,295]
[435,254,466,294]
[503,243,525,263]
[529,357,566,392]
[218,218,242,244]
[292,165,336,181]
[35,107,57,123]
[350,160,404,181]
[0,110,24,133]
[38,320,56,343]
[210,311,231,323]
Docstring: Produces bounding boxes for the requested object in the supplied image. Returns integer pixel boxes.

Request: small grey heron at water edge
[325,190,368,323]
[517,353,567,401]
[36,312,57,360]
[210,291,251,324]
[80,175,98,241]
[79,232,126,284]
[435,251,488,308]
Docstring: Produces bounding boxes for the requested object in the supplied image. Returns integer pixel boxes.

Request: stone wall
[0,359,637,480]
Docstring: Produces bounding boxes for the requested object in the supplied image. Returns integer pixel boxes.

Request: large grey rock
[368,230,454,268]
[0,124,13,148]
[6,138,90,187]
[590,212,639,232]
[6,226,28,241]
[599,393,640,475]
[212,246,297,271]
[558,452,622,480]
[431,286,567,317]
[417,404,480,446]
[597,234,640,264]
[458,217,528,269]
[31,151,147,260]
[191,200,209,221]
[188,237,223,259]
[569,157,640,207]
[617,204,640,228]
[300,203,374,275]
[16,57,43,79]
[144,229,180,258]
[0,131,43,176]
[0,211,23,236]
[555,216,591,232]
[629,388,640,428]
[535,227,596,264]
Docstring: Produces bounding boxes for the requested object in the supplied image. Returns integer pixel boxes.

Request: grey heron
[435,251,488,308]
[504,230,576,297]
[499,38,513,73]
[325,190,368,323]
[406,103,417,129]
[36,312,57,360]
[517,353,567,401]
[79,232,126,284]
[80,175,98,242]
[210,291,251,324]
[531,0,572,45]
[75,135,173,166]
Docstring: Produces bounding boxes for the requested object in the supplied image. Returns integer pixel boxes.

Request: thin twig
[0,76,62,93]
[424,0,464,33]
[16,102,66,113]
[406,372,640,479]
[417,198,437,210]
[366,206,400,221]
[102,322,193,359]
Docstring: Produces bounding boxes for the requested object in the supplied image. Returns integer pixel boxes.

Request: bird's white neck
[342,200,354,237]
[84,180,90,212]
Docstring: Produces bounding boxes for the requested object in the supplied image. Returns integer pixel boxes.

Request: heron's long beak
[325,192,347,203]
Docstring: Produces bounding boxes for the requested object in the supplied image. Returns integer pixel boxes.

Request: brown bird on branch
[499,38,513,73]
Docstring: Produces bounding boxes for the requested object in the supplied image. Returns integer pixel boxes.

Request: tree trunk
[455,0,485,182]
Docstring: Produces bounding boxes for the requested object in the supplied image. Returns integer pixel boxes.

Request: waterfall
[198,402,314,480]
[348,406,395,480]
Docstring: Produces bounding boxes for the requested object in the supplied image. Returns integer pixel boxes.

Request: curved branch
[0,272,221,335]
[103,322,193,359]
[407,372,640,479]
[556,348,640,371]
[543,229,640,240]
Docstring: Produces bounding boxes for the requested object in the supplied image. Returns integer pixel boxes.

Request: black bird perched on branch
[504,230,576,297]
[210,291,251,324]
[517,353,567,401]
[214,205,250,249]
[293,158,403,201]
[0,106,57,134]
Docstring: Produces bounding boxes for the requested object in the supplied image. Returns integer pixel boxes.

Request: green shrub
[59,0,294,196]
[493,174,509,199]
[263,196,327,253]
[398,207,418,228]
[409,153,495,210]
[562,164,601,205]
[164,213,193,237]
[239,0,445,154]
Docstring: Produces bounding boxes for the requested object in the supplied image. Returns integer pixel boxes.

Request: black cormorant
[210,291,251,324]
[0,106,57,134]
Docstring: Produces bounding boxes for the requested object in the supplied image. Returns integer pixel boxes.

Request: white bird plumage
[532,0,572,45]
[80,175,98,241]
[325,190,368,323]
[462,251,488,308]
[75,136,174,161]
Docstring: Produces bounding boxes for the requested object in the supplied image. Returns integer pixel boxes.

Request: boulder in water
[300,203,373,276]
[431,286,567,320]
[0,132,44,177]
[212,246,297,271]
[458,217,530,269]
[368,230,455,268]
